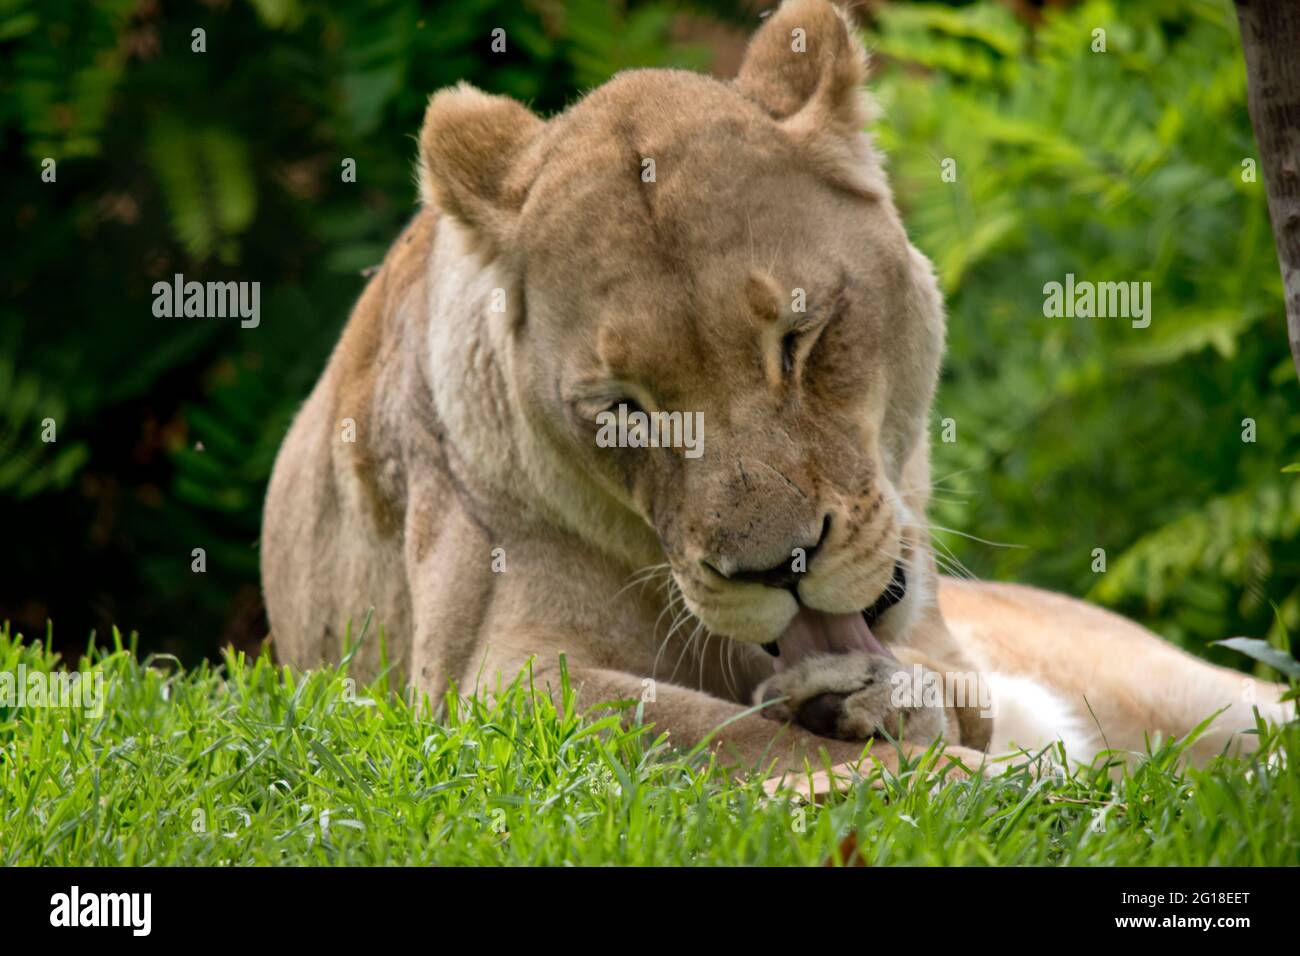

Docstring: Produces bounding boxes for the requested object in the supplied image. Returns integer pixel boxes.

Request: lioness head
[418,0,945,655]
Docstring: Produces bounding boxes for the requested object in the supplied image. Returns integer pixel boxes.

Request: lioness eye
[606,398,645,417]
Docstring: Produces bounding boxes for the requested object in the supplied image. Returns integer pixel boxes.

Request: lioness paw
[754,652,946,743]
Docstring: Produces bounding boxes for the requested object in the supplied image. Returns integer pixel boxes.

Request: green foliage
[870,0,1300,665]
[148,117,257,262]
[0,352,89,498]
[2,623,1296,865]
[1213,636,1300,679]
[2,0,138,159]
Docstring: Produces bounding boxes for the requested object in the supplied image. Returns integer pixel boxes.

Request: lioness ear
[418,82,543,254]
[736,0,882,197]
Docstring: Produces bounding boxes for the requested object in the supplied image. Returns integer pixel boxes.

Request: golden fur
[262,0,1291,776]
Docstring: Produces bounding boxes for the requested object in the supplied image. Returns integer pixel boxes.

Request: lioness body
[263,210,1286,770]
[262,0,1290,774]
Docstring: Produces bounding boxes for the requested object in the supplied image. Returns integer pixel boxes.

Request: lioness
[262,0,1292,775]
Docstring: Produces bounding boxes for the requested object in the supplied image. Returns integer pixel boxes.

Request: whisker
[651,583,685,678]
[893,520,982,581]
[924,523,1026,550]
[613,562,673,600]
[666,611,701,684]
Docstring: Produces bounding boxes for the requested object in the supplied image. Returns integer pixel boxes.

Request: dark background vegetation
[2,0,1297,672]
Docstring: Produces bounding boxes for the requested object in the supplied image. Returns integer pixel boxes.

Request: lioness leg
[531,661,986,778]
[940,579,1294,763]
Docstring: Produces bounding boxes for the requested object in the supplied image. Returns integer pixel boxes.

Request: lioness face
[519,79,942,650]
[420,0,944,653]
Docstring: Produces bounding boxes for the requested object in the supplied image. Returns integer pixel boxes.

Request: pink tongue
[773,608,895,673]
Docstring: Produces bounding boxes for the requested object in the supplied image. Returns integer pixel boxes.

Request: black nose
[707,515,830,590]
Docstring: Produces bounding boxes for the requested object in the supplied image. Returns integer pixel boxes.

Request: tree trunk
[1235,0,1300,382]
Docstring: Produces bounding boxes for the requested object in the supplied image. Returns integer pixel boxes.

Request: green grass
[1,622,1297,866]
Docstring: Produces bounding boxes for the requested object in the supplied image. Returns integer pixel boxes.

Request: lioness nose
[704,516,829,590]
